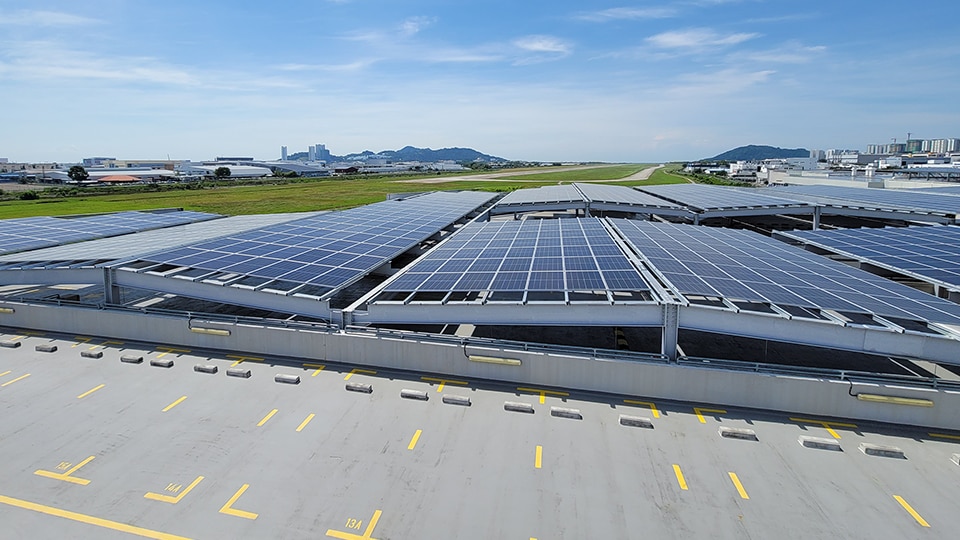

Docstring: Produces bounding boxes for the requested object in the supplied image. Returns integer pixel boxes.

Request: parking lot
[1,328,959,539]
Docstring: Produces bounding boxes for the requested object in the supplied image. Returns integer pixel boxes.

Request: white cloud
[574,7,676,22]
[738,42,827,64]
[513,35,571,54]
[0,10,100,27]
[399,16,436,37]
[647,28,760,49]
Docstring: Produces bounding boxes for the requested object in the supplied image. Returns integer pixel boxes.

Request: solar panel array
[496,184,585,205]
[573,183,684,208]
[783,226,960,288]
[133,191,495,292]
[638,184,809,211]
[385,218,650,294]
[610,219,960,325]
[774,185,960,215]
[898,186,960,196]
[0,211,219,255]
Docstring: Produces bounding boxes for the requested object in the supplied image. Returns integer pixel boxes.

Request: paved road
[1,329,958,539]
[398,164,662,184]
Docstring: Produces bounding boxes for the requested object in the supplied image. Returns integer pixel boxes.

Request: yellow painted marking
[624,399,660,418]
[34,456,95,486]
[155,347,189,359]
[789,417,857,440]
[296,414,315,432]
[219,484,258,520]
[693,407,726,423]
[421,376,468,392]
[144,476,204,504]
[305,364,325,377]
[1,373,30,387]
[408,429,422,450]
[0,370,10,378]
[535,445,543,469]
[8,335,26,342]
[77,384,105,399]
[161,396,187,412]
[672,464,688,490]
[929,432,960,441]
[89,340,124,350]
[728,472,749,499]
[326,509,383,540]
[257,408,278,427]
[227,354,263,367]
[344,368,376,381]
[0,492,191,540]
[893,495,930,527]
[72,336,93,348]
[23,331,44,336]
[517,386,569,404]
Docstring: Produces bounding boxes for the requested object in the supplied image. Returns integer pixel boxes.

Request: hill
[339,146,506,163]
[708,145,809,161]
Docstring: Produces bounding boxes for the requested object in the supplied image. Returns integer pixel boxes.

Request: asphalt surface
[1,328,959,539]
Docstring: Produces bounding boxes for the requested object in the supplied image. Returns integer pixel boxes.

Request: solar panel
[495,185,585,206]
[610,219,960,326]
[0,211,220,255]
[781,225,960,289]
[772,185,960,215]
[384,217,651,296]
[132,191,496,292]
[637,184,810,211]
[573,183,684,208]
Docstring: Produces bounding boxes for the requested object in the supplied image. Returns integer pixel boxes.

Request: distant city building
[905,139,924,153]
[82,157,116,167]
[281,146,288,160]
[0,158,8,164]
[308,145,317,161]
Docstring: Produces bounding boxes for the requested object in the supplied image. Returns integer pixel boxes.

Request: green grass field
[0,164,689,218]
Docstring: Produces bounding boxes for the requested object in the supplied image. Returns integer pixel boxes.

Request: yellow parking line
[790,417,857,440]
[929,432,960,441]
[257,409,278,427]
[693,407,726,423]
[624,399,660,418]
[408,429,422,450]
[672,464,688,490]
[344,368,376,381]
[219,484,258,520]
[421,377,468,392]
[535,445,543,469]
[0,370,10,378]
[1,373,30,387]
[893,495,930,527]
[155,347,189,359]
[304,364,325,377]
[77,384,105,399]
[0,492,190,540]
[296,414,315,432]
[161,396,187,413]
[34,456,96,486]
[227,354,263,367]
[517,387,569,404]
[144,476,205,504]
[728,472,749,499]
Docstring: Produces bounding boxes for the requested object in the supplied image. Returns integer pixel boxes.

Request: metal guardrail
[5,297,957,391]
[678,356,960,391]
[343,324,672,364]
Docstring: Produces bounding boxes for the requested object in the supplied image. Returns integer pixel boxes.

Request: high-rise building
[905,139,923,153]
[281,146,288,160]
[308,145,317,161]
[316,144,330,162]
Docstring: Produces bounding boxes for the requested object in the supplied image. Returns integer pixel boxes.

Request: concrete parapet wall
[3,301,959,430]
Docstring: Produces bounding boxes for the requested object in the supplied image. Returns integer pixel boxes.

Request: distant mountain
[708,145,809,161]
[337,146,506,163]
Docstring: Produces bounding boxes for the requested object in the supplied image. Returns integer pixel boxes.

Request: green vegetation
[0,163,703,218]
[497,164,651,182]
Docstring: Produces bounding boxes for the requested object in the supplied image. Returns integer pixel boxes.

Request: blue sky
[1,1,959,163]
